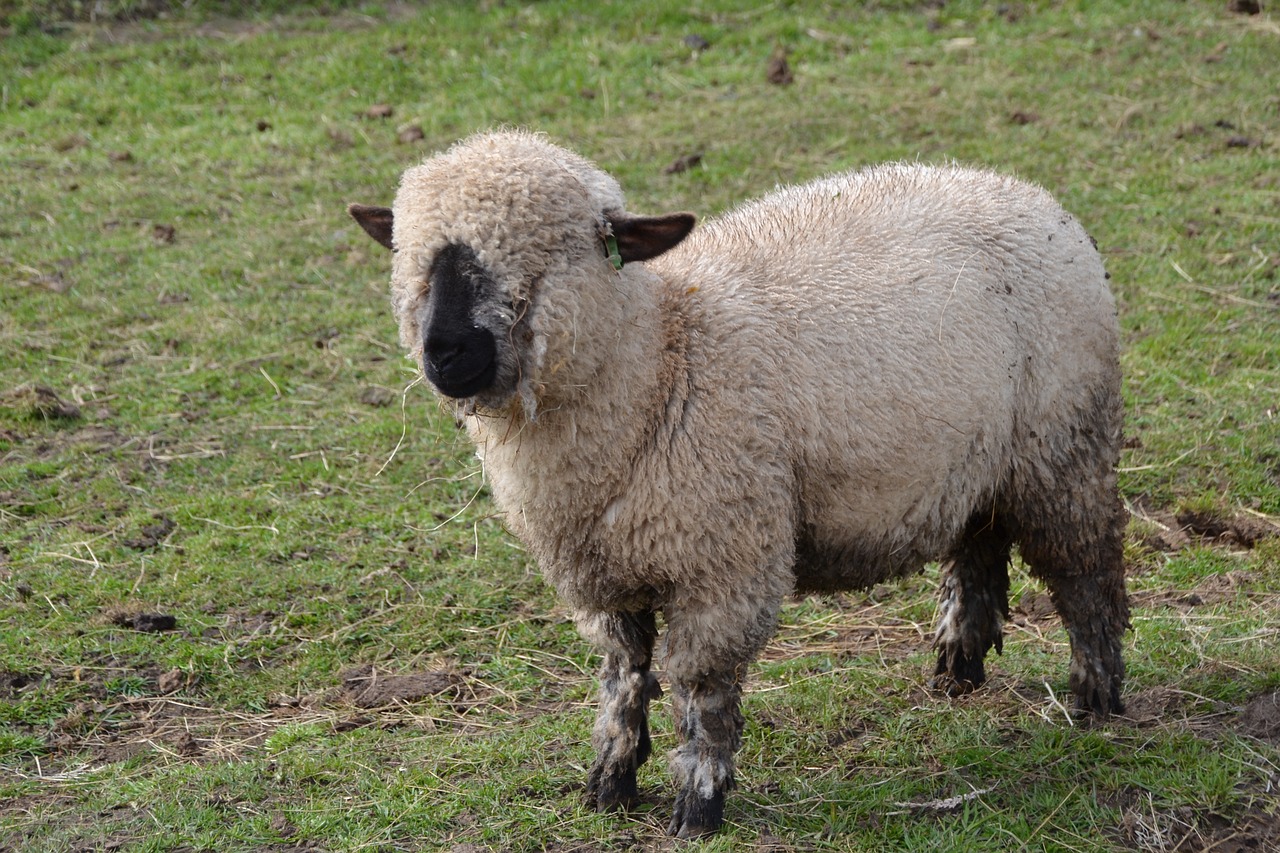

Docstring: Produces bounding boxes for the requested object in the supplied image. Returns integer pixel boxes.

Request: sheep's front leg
[579,611,660,811]
[661,579,785,838]
[931,516,1012,696]
[667,666,746,839]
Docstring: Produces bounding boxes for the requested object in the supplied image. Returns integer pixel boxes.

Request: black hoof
[931,647,986,697]
[588,764,639,812]
[1073,681,1124,718]
[669,787,725,838]
[587,718,651,812]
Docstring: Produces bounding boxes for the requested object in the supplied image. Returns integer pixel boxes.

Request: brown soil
[1175,508,1280,549]
[1237,688,1280,744]
[104,608,178,633]
[334,664,462,708]
[121,514,176,550]
[1130,496,1280,554]
[1171,805,1280,853]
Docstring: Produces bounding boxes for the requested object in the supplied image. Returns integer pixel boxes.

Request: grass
[2,0,1278,850]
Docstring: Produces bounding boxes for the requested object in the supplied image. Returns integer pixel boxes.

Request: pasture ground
[2,1,1278,850]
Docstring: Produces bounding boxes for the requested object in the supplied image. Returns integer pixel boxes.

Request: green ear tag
[604,234,623,271]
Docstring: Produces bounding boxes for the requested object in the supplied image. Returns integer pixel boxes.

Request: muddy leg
[660,568,787,837]
[1040,567,1127,715]
[1015,460,1130,716]
[580,611,660,811]
[931,516,1013,697]
[1022,515,1129,716]
[667,665,745,839]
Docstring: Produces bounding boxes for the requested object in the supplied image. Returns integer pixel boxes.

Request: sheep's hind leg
[1018,492,1129,716]
[931,516,1013,697]
[667,665,746,839]
[582,611,661,811]
[1009,405,1130,717]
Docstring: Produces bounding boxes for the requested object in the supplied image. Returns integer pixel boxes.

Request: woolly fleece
[366,129,1127,836]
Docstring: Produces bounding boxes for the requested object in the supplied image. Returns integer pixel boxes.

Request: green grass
[2,1,1279,850]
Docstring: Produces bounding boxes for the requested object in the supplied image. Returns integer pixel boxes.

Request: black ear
[608,212,696,263]
[348,203,395,251]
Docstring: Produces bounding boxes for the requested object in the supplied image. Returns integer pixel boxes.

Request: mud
[122,514,176,550]
[1237,688,1280,744]
[336,664,462,708]
[1132,497,1279,552]
[1175,508,1279,549]
[107,609,178,632]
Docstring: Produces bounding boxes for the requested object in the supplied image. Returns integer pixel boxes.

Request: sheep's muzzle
[420,242,504,400]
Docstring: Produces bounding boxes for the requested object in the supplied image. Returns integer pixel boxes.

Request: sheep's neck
[468,274,689,566]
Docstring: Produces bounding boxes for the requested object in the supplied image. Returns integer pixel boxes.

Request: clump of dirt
[766,47,793,85]
[1228,0,1262,15]
[336,664,462,708]
[664,152,702,175]
[122,514,175,550]
[682,33,711,52]
[2,383,81,420]
[397,123,425,144]
[1118,686,1200,727]
[1129,498,1278,554]
[0,670,39,699]
[358,386,396,407]
[156,668,189,695]
[1175,508,1278,549]
[106,609,178,633]
[1013,589,1056,623]
[1237,688,1280,744]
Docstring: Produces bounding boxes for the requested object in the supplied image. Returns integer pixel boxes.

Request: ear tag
[604,234,624,271]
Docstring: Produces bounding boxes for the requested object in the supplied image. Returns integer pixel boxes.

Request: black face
[421,243,500,399]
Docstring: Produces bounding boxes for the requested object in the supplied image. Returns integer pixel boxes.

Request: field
[2,1,1278,850]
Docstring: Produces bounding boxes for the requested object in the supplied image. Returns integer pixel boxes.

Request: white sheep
[349,129,1129,838]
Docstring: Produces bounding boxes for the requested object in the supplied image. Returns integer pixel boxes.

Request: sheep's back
[651,163,1117,586]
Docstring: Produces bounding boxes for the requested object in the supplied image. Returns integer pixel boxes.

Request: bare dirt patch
[1237,688,1280,744]
[334,664,463,708]
[1103,686,1280,852]
[1130,568,1258,611]
[1175,508,1279,549]
[1,383,82,420]
[1116,686,1240,737]
[1168,805,1280,853]
[1118,686,1196,726]
[1118,791,1278,853]
[1,668,39,694]
[43,694,259,765]
[104,607,179,633]
[1129,497,1279,554]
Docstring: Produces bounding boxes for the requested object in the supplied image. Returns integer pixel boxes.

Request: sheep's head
[348,131,693,419]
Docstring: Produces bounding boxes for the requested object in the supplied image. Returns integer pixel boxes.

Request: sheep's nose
[422,326,497,399]
[425,337,466,374]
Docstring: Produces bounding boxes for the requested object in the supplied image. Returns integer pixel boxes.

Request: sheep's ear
[609,212,696,263]
[348,203,395,251]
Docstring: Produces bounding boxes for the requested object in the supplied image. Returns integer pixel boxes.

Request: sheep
[348,129,1129,838]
